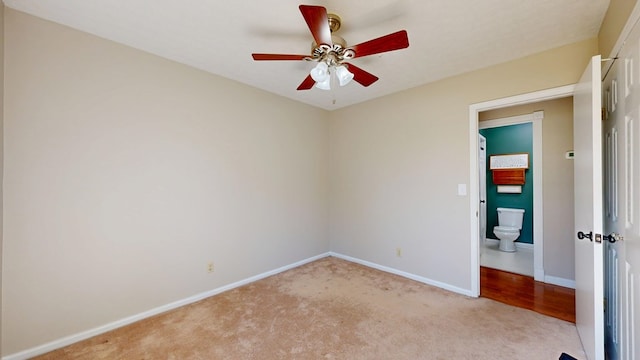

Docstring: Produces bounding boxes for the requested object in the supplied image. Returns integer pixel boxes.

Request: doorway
[468,85,575,297]
[478,112,540,278]
[471,90,578,322]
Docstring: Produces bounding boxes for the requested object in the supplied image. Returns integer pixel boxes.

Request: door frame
[479,111,543,279]
[468,85,575,297]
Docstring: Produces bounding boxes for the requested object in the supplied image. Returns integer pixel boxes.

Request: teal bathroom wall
[480,123,533,244]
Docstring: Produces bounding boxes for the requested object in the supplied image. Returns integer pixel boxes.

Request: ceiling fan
[251,5,409,91]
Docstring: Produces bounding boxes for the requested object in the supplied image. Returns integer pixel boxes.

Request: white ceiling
[3,0,610,110]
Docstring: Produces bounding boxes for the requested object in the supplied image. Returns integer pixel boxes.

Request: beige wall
[329,39,598,291]
[480,97,576,281]
[599,0,639,57]
[2,9,330,355]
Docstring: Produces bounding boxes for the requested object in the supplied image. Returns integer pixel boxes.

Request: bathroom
[478,97,576,287]
[479,121,534,276]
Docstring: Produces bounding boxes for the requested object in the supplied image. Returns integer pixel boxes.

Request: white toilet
[493,207,525,252]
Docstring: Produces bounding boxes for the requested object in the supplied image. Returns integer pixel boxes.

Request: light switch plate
[457,184,467,196]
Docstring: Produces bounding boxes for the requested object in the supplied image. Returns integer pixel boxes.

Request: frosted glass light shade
[315,77,331,90]
[335,65,354,87]
[310,62,329,82]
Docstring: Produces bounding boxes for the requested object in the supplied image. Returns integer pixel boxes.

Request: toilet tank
[497,207,525,229]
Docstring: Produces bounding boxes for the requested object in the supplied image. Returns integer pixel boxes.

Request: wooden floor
[480,266,576,323]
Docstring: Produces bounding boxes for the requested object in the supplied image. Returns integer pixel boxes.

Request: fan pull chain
[330,71,337,105]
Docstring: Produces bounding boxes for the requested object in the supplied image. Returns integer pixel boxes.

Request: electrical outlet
[207,262,214,273]
[396,248,402,257]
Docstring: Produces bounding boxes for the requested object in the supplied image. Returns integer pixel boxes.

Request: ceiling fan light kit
[251,5,409,92]
[310,62,353,90]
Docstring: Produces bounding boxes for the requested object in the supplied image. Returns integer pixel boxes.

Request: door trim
[468,84,575,297]
[479,111,543,281]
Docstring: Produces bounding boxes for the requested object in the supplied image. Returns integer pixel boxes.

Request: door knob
[577,231,593,241]
[603,233,624,243]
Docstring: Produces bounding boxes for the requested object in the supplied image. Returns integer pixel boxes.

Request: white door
[615,19,640,359]
[479,134,487,243]
[602,56,623,360]
[623,70,640,360]
[600,17,640,359]
[573,55,605,360]
[602,55,624,360]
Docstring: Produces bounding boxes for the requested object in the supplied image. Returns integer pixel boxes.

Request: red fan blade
[350,30,409,58]
[299,5,333,47]
[345,63,379,87]
[297,74,315,90]
[252,53,309,61]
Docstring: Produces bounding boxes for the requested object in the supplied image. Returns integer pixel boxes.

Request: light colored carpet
[35,257,586,359]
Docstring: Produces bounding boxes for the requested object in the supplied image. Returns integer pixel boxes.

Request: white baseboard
[329,252,474,297]
[485,238,534,250]
[544,275,576,289]
[3,252,332,360]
